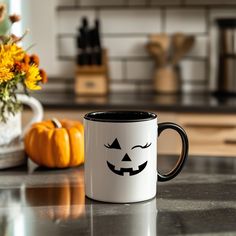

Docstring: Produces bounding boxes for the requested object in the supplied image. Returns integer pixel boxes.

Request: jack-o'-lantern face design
[104,138,151,176]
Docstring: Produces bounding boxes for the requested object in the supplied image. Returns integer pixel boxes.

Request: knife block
[75,50,109,96]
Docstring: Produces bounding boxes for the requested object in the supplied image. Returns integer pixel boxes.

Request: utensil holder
[154,65,180,94]
[75,49,109,96]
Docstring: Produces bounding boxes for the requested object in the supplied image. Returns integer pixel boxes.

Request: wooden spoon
[146,42,165,66]
[172,33,195,65]
[148,33,170,65]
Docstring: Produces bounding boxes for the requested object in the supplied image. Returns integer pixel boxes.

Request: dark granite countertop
[1,155,236,235]
[30,92,236,113]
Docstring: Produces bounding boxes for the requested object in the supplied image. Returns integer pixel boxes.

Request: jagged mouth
[106,161,147,176]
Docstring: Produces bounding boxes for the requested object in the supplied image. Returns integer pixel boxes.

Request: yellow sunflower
[0,45,14,83]
[0,65,13,83]
[4,43,25,62]
[24,64,42,90]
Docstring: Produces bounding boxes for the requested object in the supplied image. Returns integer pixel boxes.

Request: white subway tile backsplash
[209,8,236,20]
[58,37,76,57]
[109,61,124,80]
[53,1,219,93]
[128,0,146,6]
[57,0,75,7]
[126,60,154,80]
[21,0,57,77]
[42,81,74,92]
[110,83,136,92]
[187,36,208,58]
[137,83,154,93]
[180,60,206,82]
[186,0,236,5]
[182,83,206,93]
[166,9,207,34]
[103,37,148,58]
[100,10,161,34]
[58,10,96,34]
[151,0,181,5]
[80,0,125,6]
[55,61,76,78]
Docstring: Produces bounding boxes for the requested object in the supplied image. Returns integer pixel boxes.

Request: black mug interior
[84,111,157,122]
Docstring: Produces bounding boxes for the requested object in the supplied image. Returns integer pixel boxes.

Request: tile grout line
[146,0,151,7]
[56,5,236,11]
[205,6,211,91]
[57,32,210,38]
[181,0,186,6]
[122,59,127,82]
[75,0,79,7]
[95,6,100,19]
[57,55,208,62]
[161,7,166,33]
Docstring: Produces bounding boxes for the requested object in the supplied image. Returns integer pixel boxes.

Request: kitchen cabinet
[23,109,236,157]
[178,114,236,157]
[158,112,236,157]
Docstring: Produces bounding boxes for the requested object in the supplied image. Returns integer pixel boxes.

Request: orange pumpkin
[24,118,84,168]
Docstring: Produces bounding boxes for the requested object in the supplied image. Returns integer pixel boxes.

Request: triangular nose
[122,153,131,162]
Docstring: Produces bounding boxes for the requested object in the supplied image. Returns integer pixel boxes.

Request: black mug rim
[84,111,157,123]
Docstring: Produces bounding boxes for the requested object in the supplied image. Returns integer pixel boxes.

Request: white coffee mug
[84,111,188,203]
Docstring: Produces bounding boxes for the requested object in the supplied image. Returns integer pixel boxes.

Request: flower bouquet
[0,4,46,151]
[0,3,47,123]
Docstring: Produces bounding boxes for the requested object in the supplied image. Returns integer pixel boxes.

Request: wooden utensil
[172,33,195,65]
[148,33,170,66]
[146,42,165,66]
[149,33,170,52]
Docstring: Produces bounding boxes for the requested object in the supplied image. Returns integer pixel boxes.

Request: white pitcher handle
[17,94,44,138]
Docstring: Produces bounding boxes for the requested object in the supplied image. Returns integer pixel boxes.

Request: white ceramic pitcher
[0,94,43,147]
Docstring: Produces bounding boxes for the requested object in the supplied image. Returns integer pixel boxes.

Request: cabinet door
[178,114,236,157]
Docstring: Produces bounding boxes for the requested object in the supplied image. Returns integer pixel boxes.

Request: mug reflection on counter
[85,198,157,236]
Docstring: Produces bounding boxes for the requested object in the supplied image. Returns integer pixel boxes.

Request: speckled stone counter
[0,155,236,235]
[31,92,236,113]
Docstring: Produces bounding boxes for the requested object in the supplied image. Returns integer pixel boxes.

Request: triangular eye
[105,138,121,149]
[110,138,121,149]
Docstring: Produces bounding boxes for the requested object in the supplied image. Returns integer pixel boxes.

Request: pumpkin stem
[51,118,62,128]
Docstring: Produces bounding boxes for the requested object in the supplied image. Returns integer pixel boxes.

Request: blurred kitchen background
[17,0,235,94]
[2,2,236,235]
[6,0,236,158]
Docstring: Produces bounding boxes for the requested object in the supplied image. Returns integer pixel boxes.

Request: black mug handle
[158,122,189,182]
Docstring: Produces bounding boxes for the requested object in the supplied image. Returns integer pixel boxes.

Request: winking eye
[131,143,152,150]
